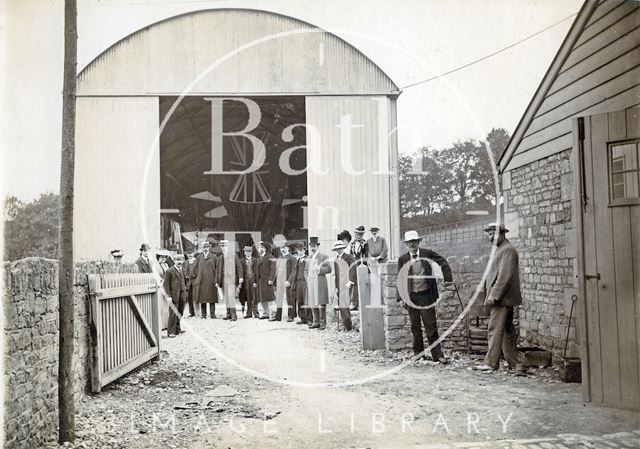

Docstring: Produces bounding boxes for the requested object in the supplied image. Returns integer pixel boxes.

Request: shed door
[580,108,640,410]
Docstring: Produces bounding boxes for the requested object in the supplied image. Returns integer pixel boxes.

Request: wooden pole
[58,0,77,443]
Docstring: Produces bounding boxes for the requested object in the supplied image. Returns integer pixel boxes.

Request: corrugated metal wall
[74,97,160,261]
[505,0,640,170]
[305,96,400,255]
[77,9,398,96]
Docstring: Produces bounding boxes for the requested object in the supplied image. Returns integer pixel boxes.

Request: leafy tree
[4,193,60,260]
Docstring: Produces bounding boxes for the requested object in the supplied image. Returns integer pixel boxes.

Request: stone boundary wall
[382,257,487,354]
[3,258,137,449]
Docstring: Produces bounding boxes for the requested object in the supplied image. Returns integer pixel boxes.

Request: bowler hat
[140,243,150,252]
[370,226,380,232]
[403,230,420,242]
[484,222,509,233]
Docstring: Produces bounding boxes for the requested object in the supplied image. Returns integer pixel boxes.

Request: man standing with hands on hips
[397,230,452,364]
[475,223,522,371]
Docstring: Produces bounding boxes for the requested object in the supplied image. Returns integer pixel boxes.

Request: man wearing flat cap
[397,230,452,364]
[475,223,522,371]
[366,226,388,264]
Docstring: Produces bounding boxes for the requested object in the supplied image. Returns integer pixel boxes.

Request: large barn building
[74,9,401,260]
[499,0,639,410]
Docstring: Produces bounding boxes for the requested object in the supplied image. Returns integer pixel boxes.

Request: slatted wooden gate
[88,273,161,392]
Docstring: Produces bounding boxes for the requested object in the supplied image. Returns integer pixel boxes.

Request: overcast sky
[1,0,582,201]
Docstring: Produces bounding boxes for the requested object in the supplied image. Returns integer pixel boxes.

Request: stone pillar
[358,265,385,350]
[381,261,412,351]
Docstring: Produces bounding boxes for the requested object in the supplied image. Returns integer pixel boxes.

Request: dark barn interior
[159,96,307,252]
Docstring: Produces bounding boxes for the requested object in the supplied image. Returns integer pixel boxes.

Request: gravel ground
[51,313,640,449]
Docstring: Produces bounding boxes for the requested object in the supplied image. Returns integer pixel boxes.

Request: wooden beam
[127,295,158,348]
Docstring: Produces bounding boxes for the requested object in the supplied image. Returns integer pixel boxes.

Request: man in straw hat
[332,240,354,331]
[475,223,522,372]
[397,230,452,364]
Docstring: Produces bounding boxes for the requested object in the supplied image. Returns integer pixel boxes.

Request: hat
[202,241,211,248]
[156,249,170,257]
[337,230,352,242]
[484,222,509,233]
[243,246,253,252]
[168,243,178,251]
[404,230,420,242]
[370,226,380,232]
[309,236,320,245]
[219,239,229,246]
[173,253,185,260]
[110,249,124,257]
[294,241,305,250]
[332,241,347,251]
[140,243,150,252]
[354,225,365,233]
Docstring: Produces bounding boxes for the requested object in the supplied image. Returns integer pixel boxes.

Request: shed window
[609,141,639,202]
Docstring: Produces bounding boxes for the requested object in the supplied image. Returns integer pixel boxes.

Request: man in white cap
[216,240,243,321]
[475,223,522,371]
[332,241,354,331]
[396,230,452,364]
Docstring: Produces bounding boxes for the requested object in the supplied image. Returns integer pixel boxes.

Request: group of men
[134,221,522,373]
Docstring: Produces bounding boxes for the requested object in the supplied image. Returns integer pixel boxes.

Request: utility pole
[58,0,77,443]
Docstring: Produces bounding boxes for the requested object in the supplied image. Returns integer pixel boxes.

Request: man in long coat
[349,225,368,310]
[397,230,452,364]
[256,241,276,319]
[306,236,331,330]
[272,241,297,322]
[163,254,188,337]
[287,242,310,324]
[195,241,218,319]
[217,240,243,321]
[239,245,259,318]
[183,252,198,317]
[476,223,522,371]
[332,241,354,331]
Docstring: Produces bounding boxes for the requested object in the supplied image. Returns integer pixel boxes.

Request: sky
[1,0,582,201]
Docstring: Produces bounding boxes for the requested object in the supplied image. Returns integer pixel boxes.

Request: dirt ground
[56,314,640,449]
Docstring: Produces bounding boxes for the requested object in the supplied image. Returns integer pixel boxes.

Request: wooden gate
[575,107,640,411]
[88,273,161,392]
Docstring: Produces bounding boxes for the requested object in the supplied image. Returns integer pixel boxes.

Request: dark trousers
[168,291,186,335]
[274,287,296,320]
[201,303,216,318]
[485,306,518,369]
[239,280,259,317]
[186,283,195,316]
[407,291,443,359]
[293,282,311,322]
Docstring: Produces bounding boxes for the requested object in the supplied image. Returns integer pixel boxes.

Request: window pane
[611,143,638,172]
[612,172,639,200]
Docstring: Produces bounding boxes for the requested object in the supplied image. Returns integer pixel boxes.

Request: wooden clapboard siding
[305,96,399,255]
[501,1,640,172]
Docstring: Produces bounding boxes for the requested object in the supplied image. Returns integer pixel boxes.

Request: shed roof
[77,8,399,97]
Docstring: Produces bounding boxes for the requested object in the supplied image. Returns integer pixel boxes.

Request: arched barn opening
[74,9,401,260]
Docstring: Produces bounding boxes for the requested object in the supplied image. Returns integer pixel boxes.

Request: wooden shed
[74,9,401,260]
[499,0,639,410]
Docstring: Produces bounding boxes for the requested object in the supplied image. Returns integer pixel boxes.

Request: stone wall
[382,257,486,354]
[502,149,580,359]
[3,258,137,449]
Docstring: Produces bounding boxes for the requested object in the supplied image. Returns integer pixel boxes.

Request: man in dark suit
[476,223,522,371]
[163,254,188,337]
[397,230,452,364]
[217,240,243,321]
[287,242,311,324]
[183,252,198,317]
[135,243,153,273]
[332,240,354,331]
[306,236,331,330]
[195,241,219,319]
[239,245,259,318]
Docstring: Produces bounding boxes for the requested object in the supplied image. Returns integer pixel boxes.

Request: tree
[58,0,77,443]
[3,193,60,260]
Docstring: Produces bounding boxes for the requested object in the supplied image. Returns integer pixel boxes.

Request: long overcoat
[195,251,218,303]
[256,255,276,303]
[305,252,331,306]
